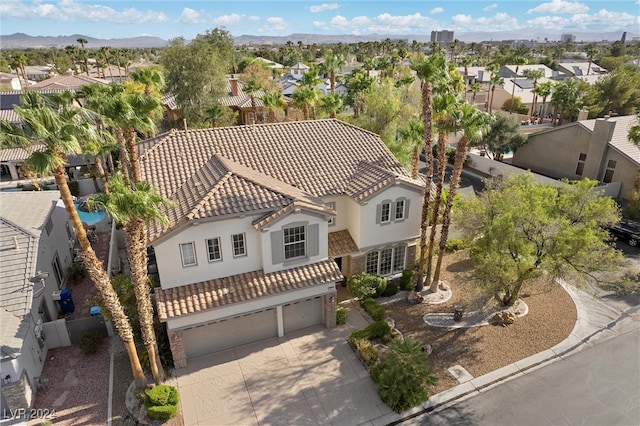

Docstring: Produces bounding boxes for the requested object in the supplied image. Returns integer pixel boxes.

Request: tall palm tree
[488,74,504,114]
[321,53,346,93]
[318,93,344,119]
[398,118,424,180]
[99,46,114,79]
[291,85,318,120]
[432,105,492,283]
[484,62,499,112]
[77,38,90,76]
[410,53,448,291]
[0,92,147,387]
[533,81,553,121]
[551,79,582,126]
[242,79,262,122]
[129,67,165,97]
[88,172,173,384]
[585,45,599,75]
[459,56,473,101]
[469,82,482,104]
[628,113,640,198]
[522,68,544,120]
[509,56,528,113]
[426,93,462,291]
[10,53,29,88]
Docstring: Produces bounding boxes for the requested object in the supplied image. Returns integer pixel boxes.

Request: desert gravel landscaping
[383,250,578,395]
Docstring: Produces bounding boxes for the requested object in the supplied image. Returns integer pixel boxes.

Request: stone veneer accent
[1,371,33,414]
[406,244,417,269]
[168,330,187,369]
[348,254,366,277]
[322,293,337,328]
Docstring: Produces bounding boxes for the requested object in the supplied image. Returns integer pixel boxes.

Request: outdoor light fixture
[28,271,49,298]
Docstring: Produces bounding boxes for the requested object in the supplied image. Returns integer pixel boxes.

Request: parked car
[608,220,640,247]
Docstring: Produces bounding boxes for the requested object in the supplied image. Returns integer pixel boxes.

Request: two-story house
[1,191,76,415]
[138,119,424,367]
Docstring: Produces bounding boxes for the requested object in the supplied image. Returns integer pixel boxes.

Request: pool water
[74,201,106,226]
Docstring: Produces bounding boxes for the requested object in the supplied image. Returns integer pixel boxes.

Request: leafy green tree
[371,338,437,413]
[584,66,640,117]
[479,114,527,159]
[454,173,626,306]
[160,28,234,128]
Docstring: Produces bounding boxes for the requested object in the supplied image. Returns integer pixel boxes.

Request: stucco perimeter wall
[469,153,563,186]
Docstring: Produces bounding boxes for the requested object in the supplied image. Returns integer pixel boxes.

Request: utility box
[52,290,61,301]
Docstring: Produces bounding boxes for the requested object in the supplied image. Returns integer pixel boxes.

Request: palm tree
[88,172,173,384]
[318,93,344,119]
[204,103,226,127]
[426,93,462,291]
[460,56,473,101]
[551,79,582,126]
[77,38,90,76]
[533,81,553,121]
[522,69,544,120]
[291,85,318,120]
[0,92,147,387]
[99,46,114,79]
[509,56,528,113]
[10,53,29,88]
[484,63,499,112]
[586,45,599,75]
[129,67,165,97]
[261,91,286,123]
[469,82,482,104]
[321,53,346,93]
[242,79,262,122]
[410,53,448,291]
[399,118,424,180]
[432,105,492,283]
[488,74,504,114]
[628,114,640,200]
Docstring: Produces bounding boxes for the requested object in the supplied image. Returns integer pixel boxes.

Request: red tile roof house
[138,119,424,367]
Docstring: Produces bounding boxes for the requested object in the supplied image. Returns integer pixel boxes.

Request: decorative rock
[384,317,395,328]
[438,281,450,291]
[407,290,424,304]
[493,310,517,326]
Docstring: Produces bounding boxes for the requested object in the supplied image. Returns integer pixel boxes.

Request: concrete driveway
[176,309,392,426]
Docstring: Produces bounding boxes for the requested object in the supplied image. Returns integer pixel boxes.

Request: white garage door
[182,308,278,359]
[283,297,323,334]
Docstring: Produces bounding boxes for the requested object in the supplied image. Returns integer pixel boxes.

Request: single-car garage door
[283,296,323,334]
[182,308,278,359]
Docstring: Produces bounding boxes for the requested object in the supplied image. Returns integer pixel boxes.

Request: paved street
[410,329,640,426]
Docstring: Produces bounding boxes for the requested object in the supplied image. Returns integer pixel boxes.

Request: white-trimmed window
[284,225,306,259]
[179,242,197,267]
[206,237,222,262]
[395,199,405,220]
[380,202,391,223]
[232,233,247,257]
[365,246,407,276]
[327,202,336,226]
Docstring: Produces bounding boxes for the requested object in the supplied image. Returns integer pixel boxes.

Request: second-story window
[380,202,391,223]
[179,242,197,267]
[232,233,247,257]
[284,225,306,260]
[206,237,222,262]
[395,199,405,220]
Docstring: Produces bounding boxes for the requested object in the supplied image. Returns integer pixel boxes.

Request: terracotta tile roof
[139,119,419,203]
[328,230,359,257]
[155,259,342,321]
[580,115,640,165]
[161,93,178,110]
[29,75,109,90]
[0,109,20,123]
[148,154,330,242]
[0,144,45,161]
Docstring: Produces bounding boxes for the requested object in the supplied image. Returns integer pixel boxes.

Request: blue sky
[1,0,638,40]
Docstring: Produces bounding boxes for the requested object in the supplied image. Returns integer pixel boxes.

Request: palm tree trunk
[411,144,419,180]
[485,86,491,112]
[94,155,109,193]
[107,152,115,175]
[433,137,469,282]
[126,218,163,383]
[427,131,448,292]
[116,129,132,182]
[416,82,434,292]
[489,87,495,113]
[125,127,141,183]
[54,166,146,387]
[85,157,100,193]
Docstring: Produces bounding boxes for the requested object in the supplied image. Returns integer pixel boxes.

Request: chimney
[230,78,239,96]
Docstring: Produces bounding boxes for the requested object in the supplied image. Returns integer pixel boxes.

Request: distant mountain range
[0,31,635,49]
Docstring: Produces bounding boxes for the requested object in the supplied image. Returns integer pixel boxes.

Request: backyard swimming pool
[74,201,106,226]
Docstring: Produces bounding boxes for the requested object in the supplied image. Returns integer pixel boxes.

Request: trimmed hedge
[399,269,414,291]
[347,273,387,299]
[360,298,385,321]
[144,385,179,420]
[336,305,348,325]
[349,320,391,344]
[445,238,466,252]
[381,282,398,297]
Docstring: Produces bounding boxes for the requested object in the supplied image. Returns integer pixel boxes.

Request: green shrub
[445,147,457,164]
[144,384,179,420]
[349,320,391,343]
[371,339,438,413]
[68,180,80,197]
[336,305,348,325]
[399,269,414,291]
[381,282,398,297]
[351,338,379,367]
[360,298,385,321]
[347,273,387,299]
[67,263,86,284]
[445,238,466,252]
[79,330,104,354]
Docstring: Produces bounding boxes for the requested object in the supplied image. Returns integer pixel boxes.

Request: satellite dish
[29,271,50,283]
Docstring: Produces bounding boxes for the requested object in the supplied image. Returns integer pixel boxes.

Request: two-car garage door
[181,297,323,359]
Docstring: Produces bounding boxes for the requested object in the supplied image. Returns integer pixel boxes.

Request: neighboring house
[23,66,53,82]
[498,64,557,80]
[139,119,424,366]
[0,73,23,90]
[557,61,609,84]
[289,62,310,77]
[512,115,640,199]
[28,74,110,91]
[1,191,76,415]
[253,57,284,71]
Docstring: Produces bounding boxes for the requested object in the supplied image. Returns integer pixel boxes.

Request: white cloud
[451,14,473,24]
[309,3,339,13]
[313,12,437,34]
[451,12,520,31]
[0,0,170,23]
[527,0,589,14]
[212,13,247,26]
[178,8,203,24]
[259,16,289,32]
[430,7,444,15]
[483,4,498,12]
